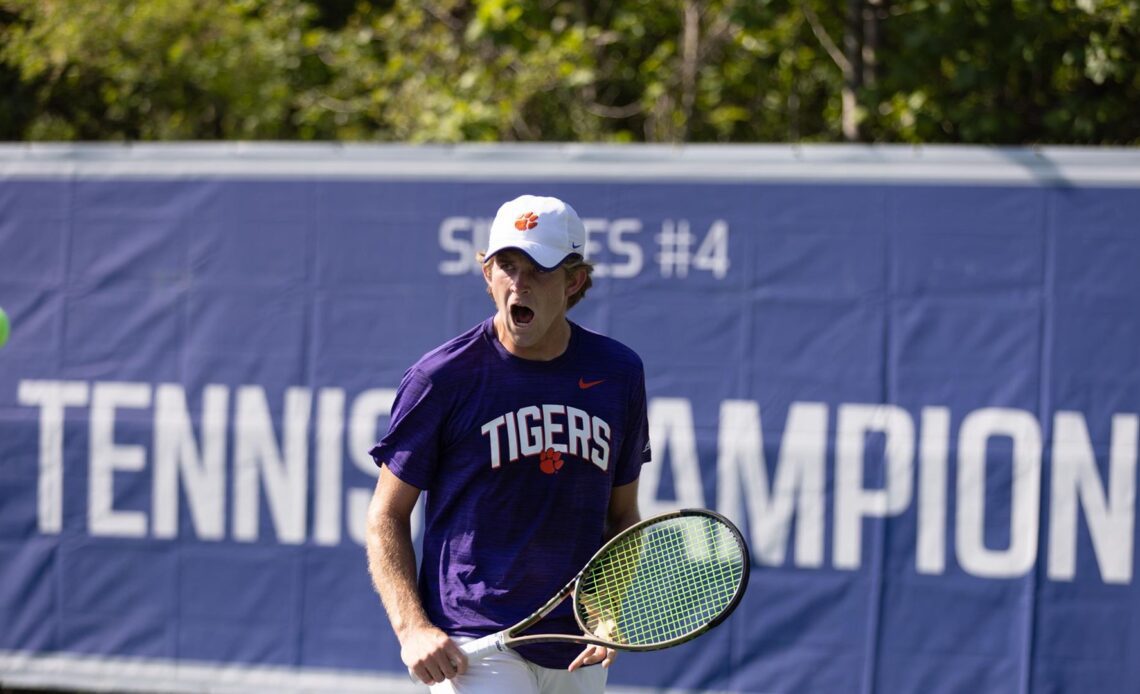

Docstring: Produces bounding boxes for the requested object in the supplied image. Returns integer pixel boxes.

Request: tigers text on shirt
[480,405,611,471]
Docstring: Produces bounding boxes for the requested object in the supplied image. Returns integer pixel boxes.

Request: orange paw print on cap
[539,448,564,474]
[514,211,539,231]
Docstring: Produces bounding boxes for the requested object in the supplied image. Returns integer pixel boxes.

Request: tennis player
[366,194,652,693]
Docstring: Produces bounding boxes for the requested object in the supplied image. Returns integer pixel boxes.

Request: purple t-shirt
[370,317,651,669]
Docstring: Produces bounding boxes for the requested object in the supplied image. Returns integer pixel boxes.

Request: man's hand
[567,644,617,672]
[569,591,619,673]
[402,624,469,685]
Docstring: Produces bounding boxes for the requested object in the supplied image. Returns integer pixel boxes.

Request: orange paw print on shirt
[515,212,539,231]
[539,448,564,474]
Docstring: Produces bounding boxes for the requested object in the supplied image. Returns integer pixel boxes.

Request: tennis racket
[409,508,749,680]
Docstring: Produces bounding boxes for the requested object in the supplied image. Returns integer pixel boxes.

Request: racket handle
[405,633,507,683]
[461,631,508,660]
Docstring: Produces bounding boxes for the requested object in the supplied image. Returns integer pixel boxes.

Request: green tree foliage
[1,0,1136,143]
[869,0,1140,144]
[0,0,322,139]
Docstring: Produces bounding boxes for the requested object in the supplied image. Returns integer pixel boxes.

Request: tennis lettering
[16,380,396,547]
[16,379,1136,586]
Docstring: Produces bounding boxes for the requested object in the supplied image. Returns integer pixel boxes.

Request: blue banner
[2,149,1139,693]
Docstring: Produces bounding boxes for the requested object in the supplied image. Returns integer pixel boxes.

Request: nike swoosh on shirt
[578,378,605,389]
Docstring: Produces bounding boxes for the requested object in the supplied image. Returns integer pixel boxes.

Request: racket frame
[463,507,750,658]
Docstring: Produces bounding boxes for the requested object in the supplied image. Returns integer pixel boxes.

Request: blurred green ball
[0,306,9,348]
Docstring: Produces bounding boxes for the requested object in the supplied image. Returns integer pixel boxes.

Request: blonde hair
[478,251,594,309]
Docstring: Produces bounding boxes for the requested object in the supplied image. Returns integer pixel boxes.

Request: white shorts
[429,638,608,694]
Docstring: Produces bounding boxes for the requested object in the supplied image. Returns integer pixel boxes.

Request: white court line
[0,650,718,694]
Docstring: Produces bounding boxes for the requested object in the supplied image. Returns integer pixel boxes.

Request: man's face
[483,250,580,360]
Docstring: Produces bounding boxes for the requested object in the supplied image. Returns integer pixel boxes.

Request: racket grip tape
[461,631,508,659]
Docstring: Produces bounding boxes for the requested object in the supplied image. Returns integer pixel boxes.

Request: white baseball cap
[483,195,586,271]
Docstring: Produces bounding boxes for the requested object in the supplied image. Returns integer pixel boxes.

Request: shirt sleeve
[612,363,651,487]
[368,367,448,490]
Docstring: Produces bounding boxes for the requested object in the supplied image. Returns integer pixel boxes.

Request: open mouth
[510,305,535,326]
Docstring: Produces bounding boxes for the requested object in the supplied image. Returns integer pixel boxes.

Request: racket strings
[577,515,746,647]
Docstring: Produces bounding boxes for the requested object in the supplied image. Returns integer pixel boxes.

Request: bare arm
[604,477,642,540]
[366,465,467,684]
[568,478,641,672]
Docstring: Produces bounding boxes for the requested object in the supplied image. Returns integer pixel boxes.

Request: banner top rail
[1,142,1139,186]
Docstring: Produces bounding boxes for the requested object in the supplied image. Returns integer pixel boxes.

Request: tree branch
[800,0,850,74]
[678,0,700,142]
[585,100,643,119]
